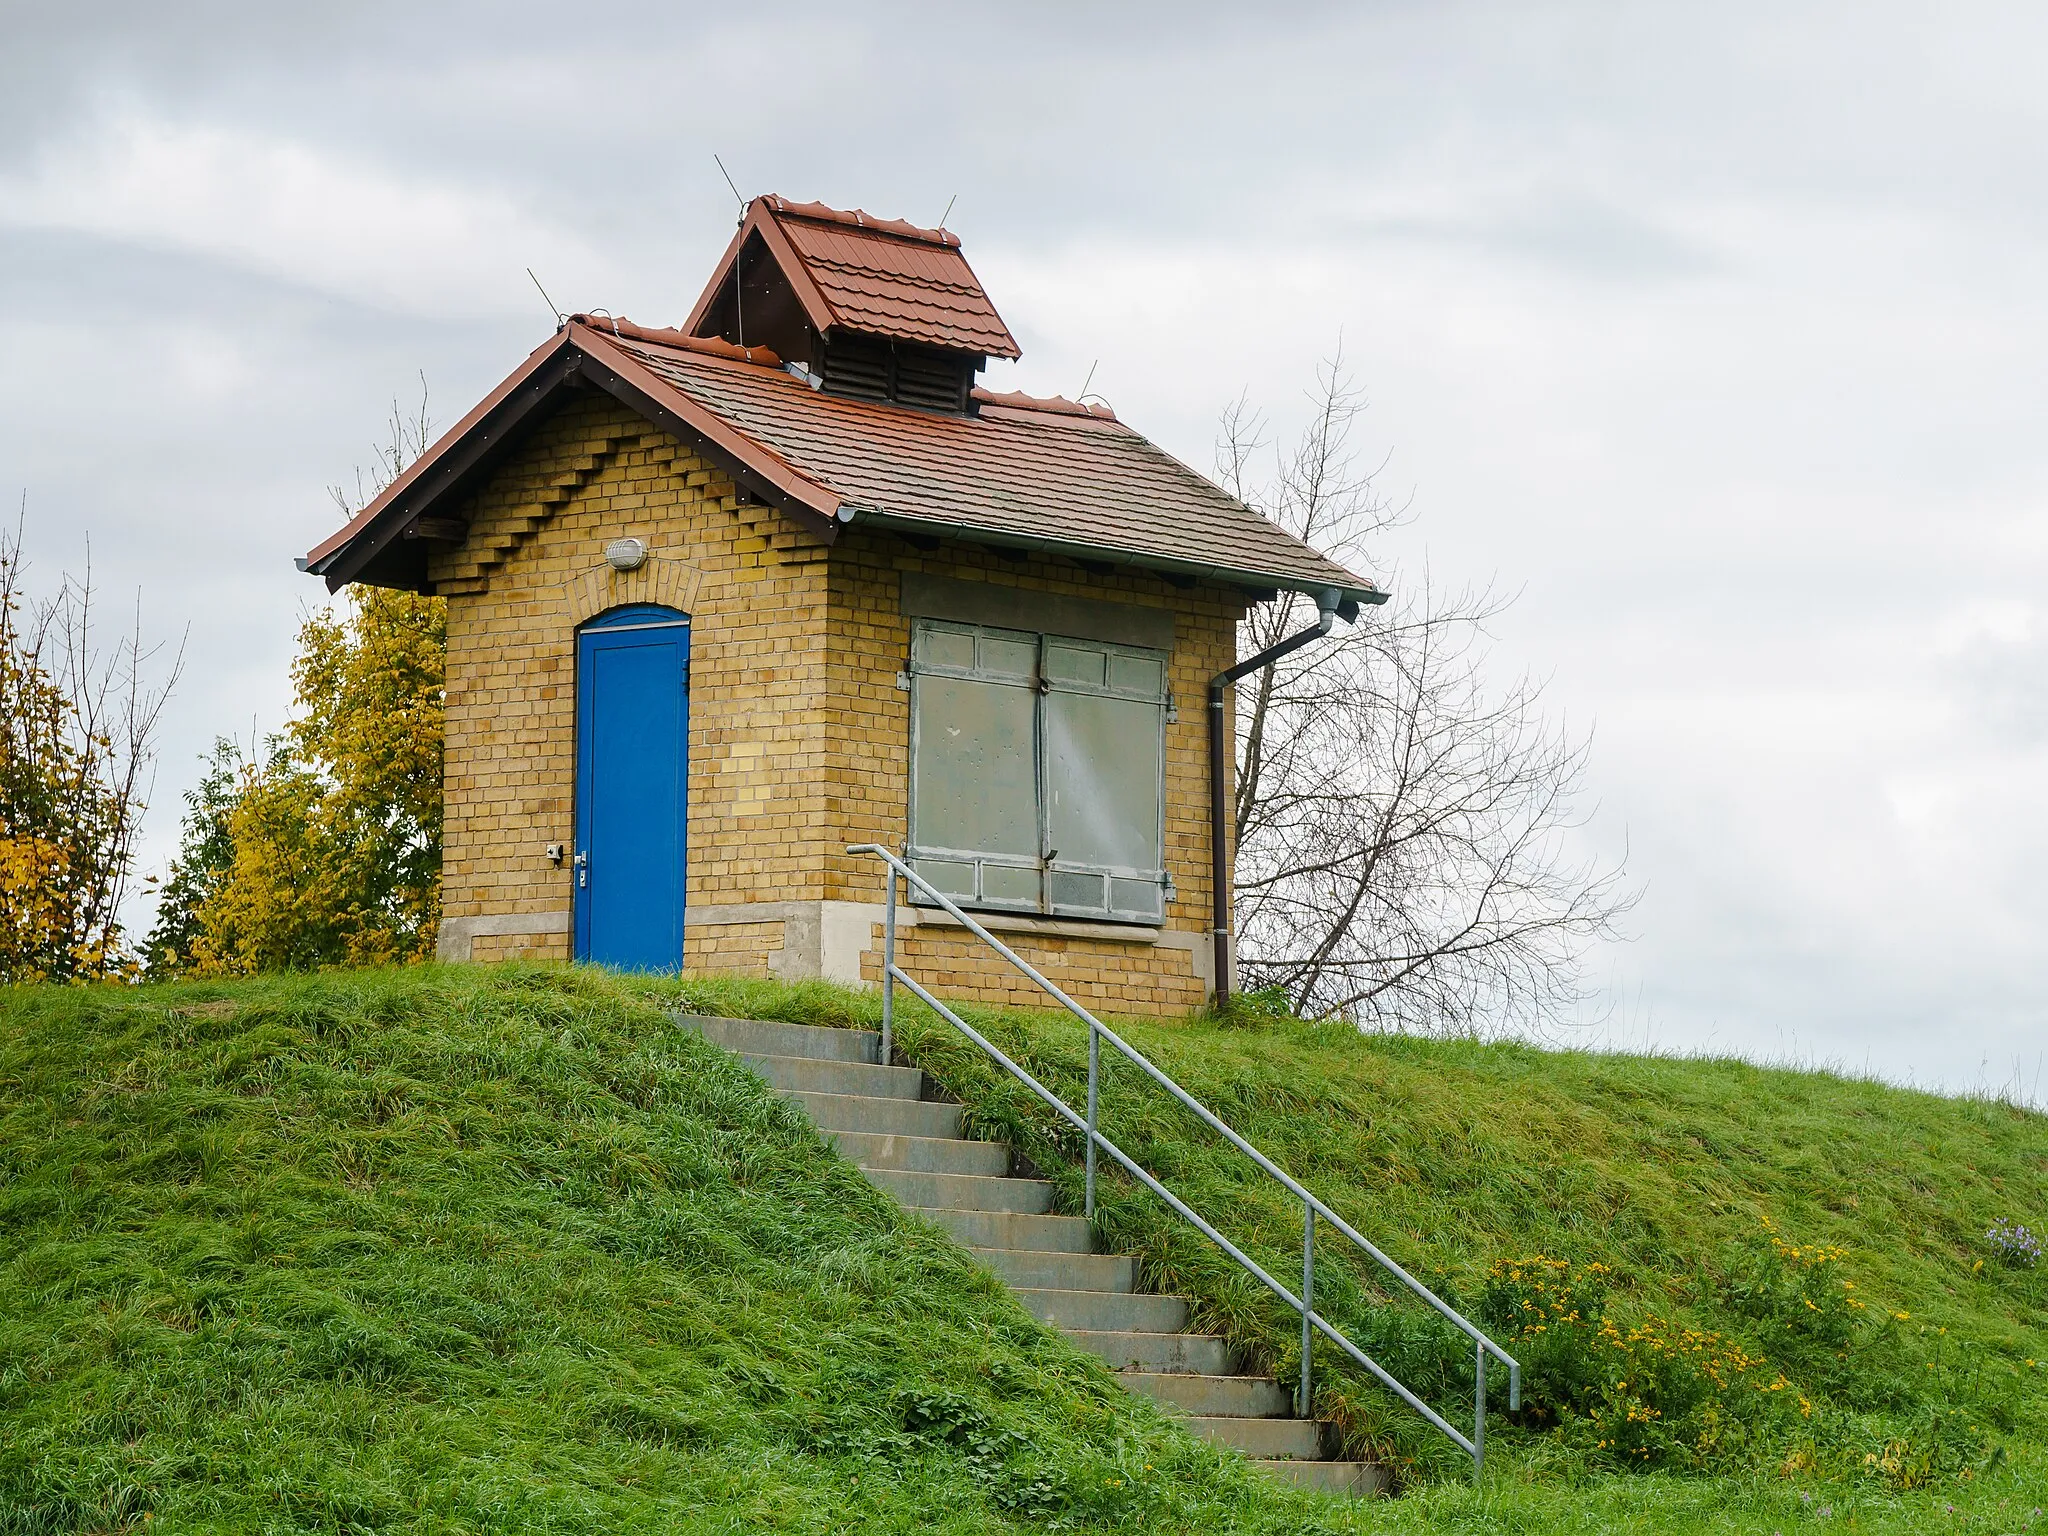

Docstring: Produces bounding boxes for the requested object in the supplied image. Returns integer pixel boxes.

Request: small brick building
[305,196,1375,1015]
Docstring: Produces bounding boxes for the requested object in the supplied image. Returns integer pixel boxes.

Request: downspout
[1208,586,1377,1007]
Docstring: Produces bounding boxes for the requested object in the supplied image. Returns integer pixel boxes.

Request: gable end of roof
[303,322,844,593]
[684,194,1021,362]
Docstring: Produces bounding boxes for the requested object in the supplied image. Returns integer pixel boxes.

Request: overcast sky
[3,2,2043,1100]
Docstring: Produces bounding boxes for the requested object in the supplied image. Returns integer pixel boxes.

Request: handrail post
[1473,1341,1486,1481]
[880,863,897,1066]
[1085,1023,1100,1218]
[1299,1201,1315,1419]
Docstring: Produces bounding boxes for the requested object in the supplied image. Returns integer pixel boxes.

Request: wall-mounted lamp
[604,537,649,571]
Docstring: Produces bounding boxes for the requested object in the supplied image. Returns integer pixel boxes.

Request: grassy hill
[682,972,2048,1535]
[2,964,2044,1535]
[0,967,1336,1534]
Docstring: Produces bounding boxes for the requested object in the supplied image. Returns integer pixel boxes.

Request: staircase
[679,1013,1388,1498]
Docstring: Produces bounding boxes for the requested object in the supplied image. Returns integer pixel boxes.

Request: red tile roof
[684,194,1022,360]
[971,387,1117,422]
[568,313,782,367]
[304,319,1378,606]
[603,325,1371,598]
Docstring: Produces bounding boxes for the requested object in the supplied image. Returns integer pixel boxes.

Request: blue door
[574,605,690,970]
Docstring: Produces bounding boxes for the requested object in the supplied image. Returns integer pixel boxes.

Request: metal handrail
[848,843,1519,1476]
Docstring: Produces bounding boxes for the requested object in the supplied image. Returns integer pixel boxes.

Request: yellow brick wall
[472,931,565,965]
[430,390,831,967]
[687,921,787,976]
[428,389,1249,1013]
[823,526,1247,1015]
[858,928,1215,1014]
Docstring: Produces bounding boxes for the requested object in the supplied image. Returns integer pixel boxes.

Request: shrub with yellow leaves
[1481,1251,1812,1470]
[0,517,176,983]
[149,587,444,976]
[1724,1215,1863,1354]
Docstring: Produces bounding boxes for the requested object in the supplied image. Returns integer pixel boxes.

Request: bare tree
[0,504,183,981]
[1220,354,1633,1036]
[329,373,433,517]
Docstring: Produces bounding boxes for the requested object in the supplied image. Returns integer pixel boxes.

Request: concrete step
[1183,1416,1323,1459]
[969,1247,1137,1293]
[1012,1288,1189,1333]
[1066,1329,1233,1374]
[744,1053,926,1100]
[1118,1372,1291,1418]
[829,1130,1007,1177]
[783,1092,962,1139]
[913,1207,1095,1253]
[691,1013,1389,1499]
[1256,1460,1389,1497]
[677,1014,879,1064]
[865,1169,1053,1214]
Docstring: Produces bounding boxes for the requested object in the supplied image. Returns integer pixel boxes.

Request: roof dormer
[684,195,1019,414]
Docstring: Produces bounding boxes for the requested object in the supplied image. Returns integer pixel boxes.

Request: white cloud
[0,110,609,318]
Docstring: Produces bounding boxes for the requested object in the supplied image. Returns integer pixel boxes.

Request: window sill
[910,907,1165,945]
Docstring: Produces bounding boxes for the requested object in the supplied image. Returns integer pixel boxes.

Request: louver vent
[895,349,972,413]
[821,336,892,402]
[820,334,978,413]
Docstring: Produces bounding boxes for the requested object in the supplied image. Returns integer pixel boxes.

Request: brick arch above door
[562,552,707,628]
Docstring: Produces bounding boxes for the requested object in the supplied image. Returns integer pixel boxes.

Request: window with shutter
[1042,638,1168,921]
[907,618,1170,923]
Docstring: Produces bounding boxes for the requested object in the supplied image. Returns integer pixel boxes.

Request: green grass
[4,964,2045,1534]
[665,973,2048,1534]
[0,966,1345,1534]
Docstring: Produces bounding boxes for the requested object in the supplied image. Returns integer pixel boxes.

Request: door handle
[574,851,588,888]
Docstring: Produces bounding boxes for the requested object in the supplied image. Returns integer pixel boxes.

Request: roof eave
[305,328,586,589]
[840,506,1386,608]
[304,322,845,593]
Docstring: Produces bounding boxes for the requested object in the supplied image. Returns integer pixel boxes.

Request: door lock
[574,850,588,888]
